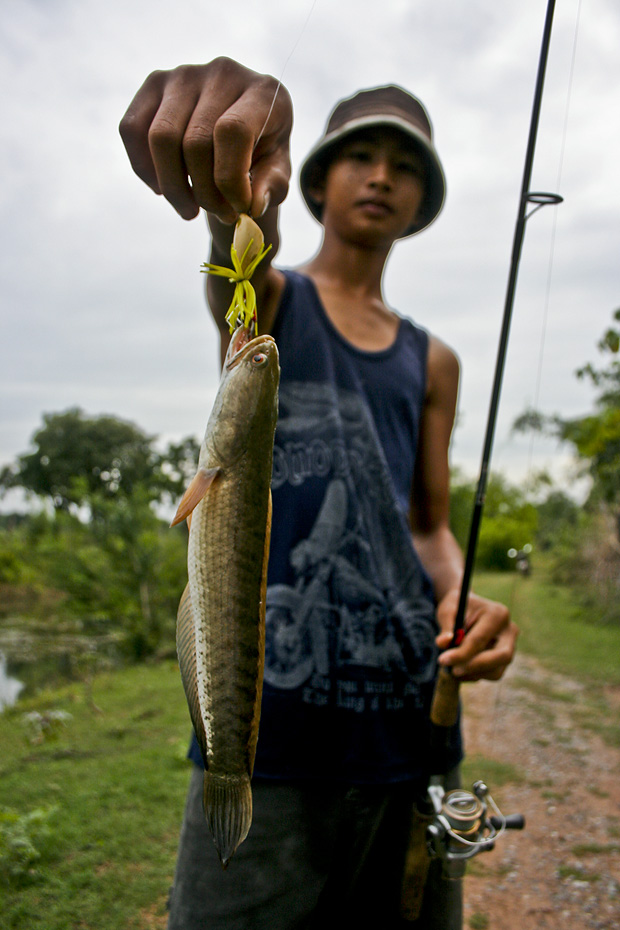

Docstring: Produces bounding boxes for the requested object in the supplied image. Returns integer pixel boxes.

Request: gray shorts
[167,766,462,930]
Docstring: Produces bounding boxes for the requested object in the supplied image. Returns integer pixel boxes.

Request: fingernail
[259,190,271,217]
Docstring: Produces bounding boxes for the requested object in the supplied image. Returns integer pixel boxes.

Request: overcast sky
[1,0,619,504]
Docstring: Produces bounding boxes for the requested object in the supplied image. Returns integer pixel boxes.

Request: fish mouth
[225,328,277,370]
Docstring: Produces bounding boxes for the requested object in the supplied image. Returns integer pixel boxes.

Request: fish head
[206,333,280,466]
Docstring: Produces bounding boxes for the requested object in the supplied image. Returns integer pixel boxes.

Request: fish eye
[252,352,268,367]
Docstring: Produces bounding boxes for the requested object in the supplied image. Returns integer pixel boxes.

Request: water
[0,623,122,711]
[0,652,24,710]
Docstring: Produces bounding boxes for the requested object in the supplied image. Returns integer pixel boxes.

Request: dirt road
[461,654,620,929]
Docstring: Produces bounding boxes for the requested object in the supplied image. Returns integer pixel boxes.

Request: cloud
[1,0,619,498]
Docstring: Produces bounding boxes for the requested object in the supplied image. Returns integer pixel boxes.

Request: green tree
[449,471,538,571]
[0,407,201,519]
[514,308,620,540]
[0,408,163,512]
[534,487,579,551]
[0,410,197,657]
[158,435,200,506]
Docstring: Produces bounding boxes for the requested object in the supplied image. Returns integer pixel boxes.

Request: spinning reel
[426,780,525,879]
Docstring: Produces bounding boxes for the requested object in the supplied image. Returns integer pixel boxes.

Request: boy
[120,57,518,930]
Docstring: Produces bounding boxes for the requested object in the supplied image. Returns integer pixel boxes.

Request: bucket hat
[299,84,446,237]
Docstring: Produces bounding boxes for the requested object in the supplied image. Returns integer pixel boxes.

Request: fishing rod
[430,0,563,730]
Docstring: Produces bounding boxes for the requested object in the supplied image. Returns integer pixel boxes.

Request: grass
[571,842,620,856]
[475,567,620,751]
[474,567,620,688]
[2,565,620,926]
[508,676,578,704]
[0,661,192,929]
[557,864,601,883]
[461,754,525,789]
[468,914,489,930]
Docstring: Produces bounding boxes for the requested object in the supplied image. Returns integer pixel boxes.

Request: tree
[158,435,200,505]
[514,308,620,541]
[0,408,200,516]
[0,409,199,657]
[0,408,162,512]
[449,470,538,571]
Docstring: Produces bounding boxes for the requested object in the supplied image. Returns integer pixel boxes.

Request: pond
[0,652,24,710]
[0,621,123,711]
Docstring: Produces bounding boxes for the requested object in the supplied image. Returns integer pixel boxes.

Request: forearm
[413,524,464,609]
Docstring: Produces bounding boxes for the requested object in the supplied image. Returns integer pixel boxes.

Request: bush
[0,505,186,659]
[477,515,535,571]
[0,806,57,884]
[450,472,538,571]
[549,509,620,625]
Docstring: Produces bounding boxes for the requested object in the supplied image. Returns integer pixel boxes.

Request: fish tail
[203,771,253,869]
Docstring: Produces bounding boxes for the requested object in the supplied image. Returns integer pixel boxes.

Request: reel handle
[490,813,526,831]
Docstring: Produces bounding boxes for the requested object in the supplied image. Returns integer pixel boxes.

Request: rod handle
[430,665,460,728]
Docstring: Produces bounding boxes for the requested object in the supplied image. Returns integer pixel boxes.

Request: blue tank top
[188,270,462,781]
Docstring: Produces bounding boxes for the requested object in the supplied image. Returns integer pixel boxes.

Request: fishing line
[524,0,584,483]
[253,0,320,152]
[487,0,585,756]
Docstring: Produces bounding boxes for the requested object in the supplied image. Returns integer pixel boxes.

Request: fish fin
[203,771,253,870]
[176,584,208,765]
[170,467,220,527]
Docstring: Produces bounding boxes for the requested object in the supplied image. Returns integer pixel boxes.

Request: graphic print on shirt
[264,380,437,715]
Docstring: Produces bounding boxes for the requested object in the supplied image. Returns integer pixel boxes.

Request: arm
[411,336,518,681]
[119,58,292,359]
[411,337,463,601]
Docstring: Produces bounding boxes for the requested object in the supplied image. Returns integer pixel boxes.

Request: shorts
[167,766,462,930]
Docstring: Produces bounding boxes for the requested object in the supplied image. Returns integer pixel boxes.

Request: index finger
[199,77,291,216]
[119,69,168,195]
[439,602,510,666]
[447,623,519,681]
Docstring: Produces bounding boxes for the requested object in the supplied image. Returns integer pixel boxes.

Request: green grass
[2,566,620,926]
[469,913,489,930]
[0,661,192,928]
[461,754,525,789]
[557,864,601,883]
[474,568,620,687]
[571,842,620,856]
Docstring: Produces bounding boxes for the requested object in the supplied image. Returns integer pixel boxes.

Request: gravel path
[461,654,620,929]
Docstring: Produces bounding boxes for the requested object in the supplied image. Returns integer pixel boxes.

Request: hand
[119,57,293,223]
[435,589,518,682]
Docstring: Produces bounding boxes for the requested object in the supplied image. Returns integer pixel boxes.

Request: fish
[171,326,280,867]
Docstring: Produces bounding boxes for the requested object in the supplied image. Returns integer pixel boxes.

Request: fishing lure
[201,214,272,333]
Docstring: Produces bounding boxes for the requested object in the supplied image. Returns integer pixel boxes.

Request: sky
[1,0,619,506]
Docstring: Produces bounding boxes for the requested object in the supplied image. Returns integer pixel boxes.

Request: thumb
[435,630,454,650]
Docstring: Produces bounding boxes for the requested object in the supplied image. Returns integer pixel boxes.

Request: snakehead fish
[171,327,279,868]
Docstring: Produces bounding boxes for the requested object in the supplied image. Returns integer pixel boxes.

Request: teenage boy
[121,57,518,930]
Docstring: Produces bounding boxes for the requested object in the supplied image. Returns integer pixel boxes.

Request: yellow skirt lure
[201,214,272,333]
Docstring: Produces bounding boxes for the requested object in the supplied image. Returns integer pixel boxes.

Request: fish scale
[189,481,269,770]
[173,331,279,868]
